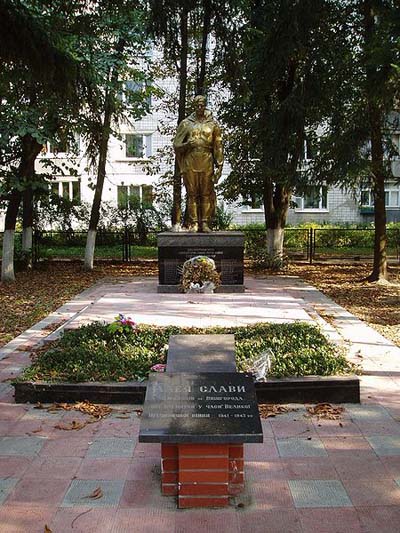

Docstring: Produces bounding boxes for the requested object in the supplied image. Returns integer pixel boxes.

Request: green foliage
[19,321,356,383]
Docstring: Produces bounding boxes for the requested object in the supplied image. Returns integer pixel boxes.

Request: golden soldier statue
[173,95,223,232]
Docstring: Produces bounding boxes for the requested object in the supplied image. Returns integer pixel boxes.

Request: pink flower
[151,364,166,372]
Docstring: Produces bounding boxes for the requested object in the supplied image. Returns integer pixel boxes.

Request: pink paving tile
[312,418,362,437]
[0,404,28,421]
[7,420,56,438]
[49,507,116,533]
[247,480,294,509]
[112,509,176,533]
[380,456,400,478]
[0,388,15,402]
[245,460,287,481]
[354,421,400,436]
[119,479,159,509]
[332,455,392,480]
[0,505,55,533]
[237,509,301,533]
[0,456,32,477]
[175,509,239,533]
[245,439,279,461]
[40,437,91,457]
[133,442,161,459]
[270,418,317,438]
[126,458,160,481]
[97,418,139,438]
[356,505,400,533]
[321,436,376,457]
[0,419,16,436]
[23,456,82,479]
[298,508,362,533]
[342,478,400,506]
[283,457,337,480]
[76,458,130,480]
[4,478,71,506]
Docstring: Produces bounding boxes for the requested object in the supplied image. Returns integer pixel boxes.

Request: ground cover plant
[18,321,356,383]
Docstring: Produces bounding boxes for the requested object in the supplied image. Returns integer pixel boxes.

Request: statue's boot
[187,199,199,232]
[200,199,212,233]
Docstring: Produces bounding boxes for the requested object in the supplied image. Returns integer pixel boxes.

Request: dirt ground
[0,260,399,349]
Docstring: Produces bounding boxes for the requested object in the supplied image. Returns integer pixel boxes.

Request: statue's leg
[200,172,215,232]
[183,171,199,231]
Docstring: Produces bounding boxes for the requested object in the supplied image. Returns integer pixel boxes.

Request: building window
[50,180,80,201]
[242,192,263,210]
[293,186,328,210]
[117,184,153,208]
[361,184,400,208]
[125,134,152,159]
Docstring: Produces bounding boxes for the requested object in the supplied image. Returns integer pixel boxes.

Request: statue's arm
[173,120,189,153]
[213,124,224,181]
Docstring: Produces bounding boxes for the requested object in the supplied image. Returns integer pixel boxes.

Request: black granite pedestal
[157,231,245,293]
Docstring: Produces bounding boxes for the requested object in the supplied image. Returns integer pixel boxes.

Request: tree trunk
[83,40,125,270]
[22,187,34,269]
[1,135,41,282]
[364,0,387,281]
[196,0,211,96]
[263,179,290,262]
[1,190,22,282]
[171,7,188,230]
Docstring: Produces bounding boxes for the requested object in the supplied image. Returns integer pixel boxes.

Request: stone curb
[13,374,360,405]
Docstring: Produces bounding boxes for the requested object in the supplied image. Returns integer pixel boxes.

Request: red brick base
[161,443,244,508]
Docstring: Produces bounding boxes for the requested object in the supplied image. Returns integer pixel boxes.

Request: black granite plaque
[166,335,236,373]
[157,232,245,289]
[139,373,263,443]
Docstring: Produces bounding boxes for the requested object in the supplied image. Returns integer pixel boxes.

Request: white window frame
[361,184,400,208]
[117,183,153,208]
[50,179,81,201]
[119,133,153,161]
[293,186,328,212]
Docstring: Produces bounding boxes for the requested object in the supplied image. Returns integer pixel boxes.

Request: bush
[19,321,356,383]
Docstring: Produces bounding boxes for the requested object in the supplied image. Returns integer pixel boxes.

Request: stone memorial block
[166,334,236,373]
[157,231,245,292]
[139,372,263,444]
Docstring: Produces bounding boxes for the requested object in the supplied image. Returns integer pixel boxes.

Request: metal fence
[0,227,399,264]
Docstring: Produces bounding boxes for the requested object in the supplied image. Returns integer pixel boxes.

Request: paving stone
[366,435,400,456]
[0,383,13,396]
[5,477,71,506]
[357,505,400,533]
[0,436,46,456]
[0,505,55,533]
[0,477,18,504]
[288,480,352,508]
[347,405,393,421]
[50,507,116,533]
[247,480,294,509]
[342,479,400,506]
[277,437,327,457]
[237,509,301,533]
[62,479,124,507]
[112,509,177,533]
[298,508,362,533]
[395,478,400,488]
[86,438,135,458]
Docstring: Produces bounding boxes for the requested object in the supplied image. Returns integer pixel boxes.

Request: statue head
[193,95,207,118]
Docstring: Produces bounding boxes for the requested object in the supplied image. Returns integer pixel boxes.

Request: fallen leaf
[54,420,87,431]
[44,526,53,533]
[83,486,103,500]
[118,376,127,382]
[306,403,344,420]
[258,404,297,418]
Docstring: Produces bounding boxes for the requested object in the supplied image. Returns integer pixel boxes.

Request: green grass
[18,321,357,383]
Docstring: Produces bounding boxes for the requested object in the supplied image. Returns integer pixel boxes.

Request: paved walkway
[0,275,399,532]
